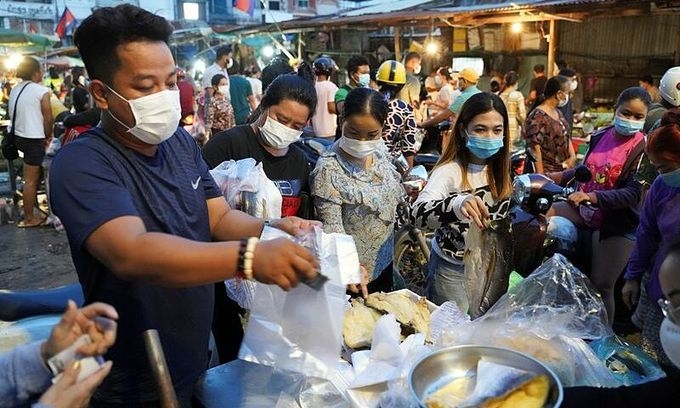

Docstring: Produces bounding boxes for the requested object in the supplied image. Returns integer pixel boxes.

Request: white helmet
[659,66,680,107]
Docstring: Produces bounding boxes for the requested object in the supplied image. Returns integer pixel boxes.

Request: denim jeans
[426,250,468,313]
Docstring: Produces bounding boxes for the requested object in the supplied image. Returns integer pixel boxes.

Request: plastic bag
[437,255,621,387]
[590,335,666,386]
[239,226,360,379]
[209,158,282,219]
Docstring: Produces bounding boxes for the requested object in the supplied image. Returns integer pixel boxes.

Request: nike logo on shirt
[191,176,201,190]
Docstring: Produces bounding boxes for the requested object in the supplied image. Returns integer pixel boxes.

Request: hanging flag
[55,7,77,38]
[233,0,255,16]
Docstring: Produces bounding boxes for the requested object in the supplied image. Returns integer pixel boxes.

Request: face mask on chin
[106,85,181,145]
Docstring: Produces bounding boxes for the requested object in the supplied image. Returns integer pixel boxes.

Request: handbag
[2,82,31,161]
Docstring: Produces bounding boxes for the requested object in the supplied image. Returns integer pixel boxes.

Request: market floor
[0,223,77,290]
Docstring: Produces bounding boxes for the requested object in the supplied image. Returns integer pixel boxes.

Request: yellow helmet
[377,60,406,85]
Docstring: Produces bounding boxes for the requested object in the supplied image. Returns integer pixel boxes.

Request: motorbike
[510,165,594,277]
[393,164,431,294]
[0,284,84,353]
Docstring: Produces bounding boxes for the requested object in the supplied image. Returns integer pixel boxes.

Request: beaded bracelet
[236,239,248,279]
[242,237,259,280]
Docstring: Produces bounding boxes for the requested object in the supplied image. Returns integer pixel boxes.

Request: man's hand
[269,217,322,237]
[42,301,118,363]
[252,238,320,291]
[38,360,113,408]
[622,279,641,311]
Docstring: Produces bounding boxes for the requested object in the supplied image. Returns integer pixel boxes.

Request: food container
[409,345,564,407]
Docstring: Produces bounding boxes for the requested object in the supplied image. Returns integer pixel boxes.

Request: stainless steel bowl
[409,345,563,407]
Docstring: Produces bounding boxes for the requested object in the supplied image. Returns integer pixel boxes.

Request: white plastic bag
[239,227,361,379]
[209,158,282,219]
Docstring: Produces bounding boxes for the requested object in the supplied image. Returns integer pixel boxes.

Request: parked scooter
[0,284,84,352]
[510,165,594,277]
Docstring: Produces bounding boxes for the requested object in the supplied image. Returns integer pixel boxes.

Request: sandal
[17,218,47,228]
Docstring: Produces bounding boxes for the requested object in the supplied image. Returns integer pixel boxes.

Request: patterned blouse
[499,88,527,151]
[311,144,403,279]
[411,162,511,262]
[523,107,571,173]
[206,93,235,132]
[382,99,419,157]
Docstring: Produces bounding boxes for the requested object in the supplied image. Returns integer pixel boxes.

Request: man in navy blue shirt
[49,5,319,406]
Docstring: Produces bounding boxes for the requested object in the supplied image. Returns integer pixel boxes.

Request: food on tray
[459,360,550,408]
[365,292,431,339]
[343,298,383,349]
[492,335,574,384]
[424,376,473,408]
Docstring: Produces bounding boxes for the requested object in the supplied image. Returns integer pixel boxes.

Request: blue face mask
[465,132,504,160]
[614,115,645,136]
[662,167,680,188]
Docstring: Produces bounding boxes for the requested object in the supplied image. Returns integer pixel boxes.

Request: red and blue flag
[233,0,256,16]
[55,7,76,38]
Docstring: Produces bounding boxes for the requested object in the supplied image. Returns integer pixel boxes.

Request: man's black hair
[74,4,173,86]
[216,45,232,60]
[16,57,41,81]
[639,75,654,86]
[345,55,369,76]
[559,68,576,78]
[533,64,545,74]
[404,52,421,65]
[227,61,240,76]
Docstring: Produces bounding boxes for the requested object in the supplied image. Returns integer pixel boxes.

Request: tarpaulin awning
[45,56,84,67]
[0,28,56,48]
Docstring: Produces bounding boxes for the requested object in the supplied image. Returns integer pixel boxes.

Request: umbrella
[0,28,56,48]
[45,56,84,67]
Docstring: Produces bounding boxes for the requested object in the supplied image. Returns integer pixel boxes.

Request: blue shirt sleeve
[0,341,52,407]
[49,141,140,252]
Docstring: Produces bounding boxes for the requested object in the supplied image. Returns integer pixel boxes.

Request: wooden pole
[547,19,557,77]
[675,15,680,66]
[394,26,402,61]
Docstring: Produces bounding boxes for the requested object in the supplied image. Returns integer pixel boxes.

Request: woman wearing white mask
[311,88,402,291]
[203,63,317,219]
[206,74,235,136]
[621,112,680,367]
[547,87,651,327]
[524,75,576,173]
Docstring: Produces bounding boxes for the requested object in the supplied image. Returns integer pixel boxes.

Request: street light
[425,41,439,55]
[4,53,23,70]
[511,22,522,33]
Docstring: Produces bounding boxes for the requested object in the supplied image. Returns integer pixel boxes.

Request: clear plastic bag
[590,335,666,386]
[239,227,360,379]
[437,255,622,387]
[209,158,282,219]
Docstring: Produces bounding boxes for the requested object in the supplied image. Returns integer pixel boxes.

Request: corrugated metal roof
[339,0,437,17]
[433,0,611,14]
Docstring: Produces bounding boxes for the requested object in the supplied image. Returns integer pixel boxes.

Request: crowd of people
[1,3,680,407]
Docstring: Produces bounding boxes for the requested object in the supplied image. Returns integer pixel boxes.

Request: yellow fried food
[343,298,383,349]
[483,375,550,408]
[425,377,473,408]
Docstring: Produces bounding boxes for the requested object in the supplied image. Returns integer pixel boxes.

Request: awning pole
[394,27,401,61]
[547,19,557,77]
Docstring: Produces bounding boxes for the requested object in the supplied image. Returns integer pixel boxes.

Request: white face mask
[107,86,181,145]
[434,76,442,86]
[338,136,382,159]
[414,64,422,75]
[557,93,570,108]
[570,79,578,91]
[660,317,680,368]
[218,85,229,95]
[258,113,303,149]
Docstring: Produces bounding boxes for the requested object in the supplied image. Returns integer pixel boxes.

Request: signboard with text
[0,2,56,20]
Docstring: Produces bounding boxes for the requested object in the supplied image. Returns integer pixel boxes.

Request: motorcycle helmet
[546,216,578,256]
[377,60,407,85]
[659,66,680,107]
[313,57,336,77]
